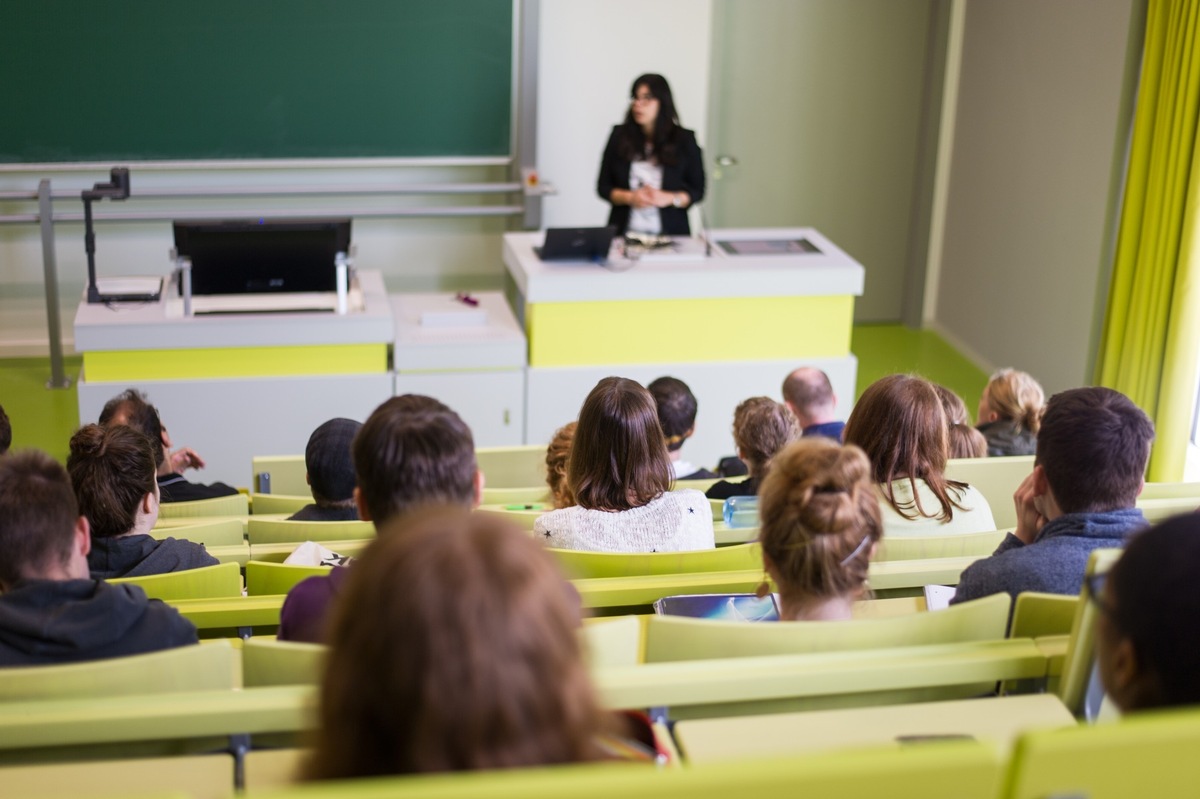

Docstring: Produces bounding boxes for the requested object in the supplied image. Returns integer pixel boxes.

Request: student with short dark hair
[0,450,196,666]
[647,376,715,480]
[844,375,995,536]
[706,397,799,500]
[99,388,237,502]
[953,387,1153,603]
[1096,513,1200,713]
[0,404,11,455]
[289,418,362,522]
[305,508,616,779]
[782,367,844,441]
[535,377,713,552]
[278,395,482,643]
[68,424,217,579]
[758,438,883,621]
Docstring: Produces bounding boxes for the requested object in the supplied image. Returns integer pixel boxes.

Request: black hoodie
[0,579,197,667]
[88,534,219,580]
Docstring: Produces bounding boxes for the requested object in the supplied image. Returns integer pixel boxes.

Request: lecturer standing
[597,74,706,236]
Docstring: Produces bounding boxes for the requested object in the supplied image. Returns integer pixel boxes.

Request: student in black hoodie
[68,424,218,579]
[0,450,197,666]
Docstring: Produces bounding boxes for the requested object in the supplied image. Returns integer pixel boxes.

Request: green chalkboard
[0,0,512,162]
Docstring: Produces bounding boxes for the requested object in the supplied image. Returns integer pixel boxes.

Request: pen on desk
[504,503,544,511]
[455,292,479,307]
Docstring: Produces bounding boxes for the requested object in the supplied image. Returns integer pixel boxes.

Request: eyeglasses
[1083,571,1116,618]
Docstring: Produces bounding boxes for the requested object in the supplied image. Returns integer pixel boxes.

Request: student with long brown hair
[68,424,217,579]
[843,375,995,536]
[534,377,714,552]
[934,384,988,459]
[305,508,614,779]
[758,438,883,621]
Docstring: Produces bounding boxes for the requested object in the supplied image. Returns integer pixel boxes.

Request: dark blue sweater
[951,508,1148,603]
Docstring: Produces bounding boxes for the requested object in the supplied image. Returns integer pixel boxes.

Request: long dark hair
[616,73,682,166]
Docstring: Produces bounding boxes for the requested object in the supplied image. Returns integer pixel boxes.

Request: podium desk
[503,229,865,466]
[74,272,395,488]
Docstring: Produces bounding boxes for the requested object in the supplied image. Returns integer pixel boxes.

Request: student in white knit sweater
[534,377,714,552]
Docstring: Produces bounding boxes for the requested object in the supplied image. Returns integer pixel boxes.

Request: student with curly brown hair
[706,397,799,500]
[757,438,883,621]
[544,421,578,509]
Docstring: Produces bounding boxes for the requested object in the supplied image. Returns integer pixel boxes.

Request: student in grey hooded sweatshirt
[68,424,217,579]
[0,450,196,666]
[952,387,1153,604]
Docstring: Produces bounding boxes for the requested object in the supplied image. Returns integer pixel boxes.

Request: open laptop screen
[174,218,351,296]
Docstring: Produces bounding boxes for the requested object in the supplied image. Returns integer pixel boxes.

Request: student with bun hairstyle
[844,375,995,536]
[707,397,799,500]
[1096,513,1200,713]
[534,377,713,552]
[977,368,1045,456]
[306,508,617,779]
[545,421,578,509]
[934,384,989,459]
[68,424,217,579]
[757,438,883,621]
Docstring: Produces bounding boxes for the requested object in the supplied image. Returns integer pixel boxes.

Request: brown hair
[0,450,79,586]
[758,439,882,613]
[67,424,157,539]
[353,395,477,525]
[647,376,698,453]
[568,377,673,511]
[305,508,607,780]
[949,424,988,459]
[545,422,578,509]
[843,375,968,522]
[985,369,1045,434]
[934,384,970,426]
[1037,387,1153,513]
[0,404,10,456]
[733,397,800,479]
[98,388,166,468]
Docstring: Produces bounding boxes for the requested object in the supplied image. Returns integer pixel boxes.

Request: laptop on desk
[535,226,616,262]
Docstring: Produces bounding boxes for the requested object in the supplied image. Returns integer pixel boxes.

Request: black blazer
[596,125,706,235]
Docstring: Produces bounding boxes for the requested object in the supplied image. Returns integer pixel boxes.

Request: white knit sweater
[534,490,715,552]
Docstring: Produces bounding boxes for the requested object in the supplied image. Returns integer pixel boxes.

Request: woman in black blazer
[596,74,706,236]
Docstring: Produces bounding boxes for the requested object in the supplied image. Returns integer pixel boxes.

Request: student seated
[68,424,218,579]
[288,418,362,522]
[706,396,799,500]
[648,376,716,480]
[976,368,1044,456]
[99,388,238,502]
[1096,513,1200,713]
[535,377,714,552]
[0,450,197,666]
[278,395,482,643]
[305,508,636,779]
[844,374,995,536]
[953,386,1153,603]
[545,421,578,509]
[934,384,988,459]
[782,366,844,441]
[758,438,882,621]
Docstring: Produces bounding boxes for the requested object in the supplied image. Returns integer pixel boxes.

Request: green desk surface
[674,693,1075,764]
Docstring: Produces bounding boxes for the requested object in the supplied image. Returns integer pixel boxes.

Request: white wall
[537,0,713,228]
[931,0,1138,394]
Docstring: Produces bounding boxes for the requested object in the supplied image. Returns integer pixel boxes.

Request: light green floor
[0,326,986,463]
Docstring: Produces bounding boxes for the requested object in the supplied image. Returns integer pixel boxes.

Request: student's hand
[1012,472,1046,545]
[169,447,206,473]
[631,186,657,208]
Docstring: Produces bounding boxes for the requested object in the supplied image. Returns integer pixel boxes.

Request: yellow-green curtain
[1095,0,1200,481]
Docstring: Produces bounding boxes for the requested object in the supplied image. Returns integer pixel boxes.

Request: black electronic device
[84,167,153,304]
[534,226,616,262]
[173,218,352,296]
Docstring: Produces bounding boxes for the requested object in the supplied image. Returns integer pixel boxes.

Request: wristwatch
[673,193,685,208]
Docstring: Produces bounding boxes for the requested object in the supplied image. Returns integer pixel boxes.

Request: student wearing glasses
[1093,514,1200,713]
[596,74,706,236]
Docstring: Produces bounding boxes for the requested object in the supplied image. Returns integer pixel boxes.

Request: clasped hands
[630,186,681,209]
